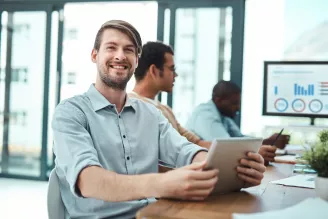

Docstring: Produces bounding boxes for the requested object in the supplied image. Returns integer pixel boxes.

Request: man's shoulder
[193,100,215,112]
[129,96,162,115]
[55,94,90,113]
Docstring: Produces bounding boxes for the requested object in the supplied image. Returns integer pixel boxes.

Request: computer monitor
[263,61,328,120]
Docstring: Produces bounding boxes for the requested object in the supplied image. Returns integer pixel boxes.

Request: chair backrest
[47,169,66,219]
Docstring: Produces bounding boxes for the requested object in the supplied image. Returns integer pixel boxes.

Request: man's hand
[263,133,290,149]
[236,152,266,187]
[156,161,219,201]
[259,145,277,163]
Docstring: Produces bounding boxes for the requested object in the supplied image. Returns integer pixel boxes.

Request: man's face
[157,53,177,93]
[91,28,138,90]
[217,93,241,118]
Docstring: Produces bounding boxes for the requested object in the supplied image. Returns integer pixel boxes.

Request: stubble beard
[99,67,133,91]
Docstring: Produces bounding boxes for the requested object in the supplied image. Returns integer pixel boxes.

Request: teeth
[112,65,126,69]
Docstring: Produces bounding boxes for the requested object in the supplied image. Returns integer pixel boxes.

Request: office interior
[0,0,327,217]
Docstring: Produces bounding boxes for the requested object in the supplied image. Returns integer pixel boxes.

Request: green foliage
[319,129,328,144]
[302,130,328,177]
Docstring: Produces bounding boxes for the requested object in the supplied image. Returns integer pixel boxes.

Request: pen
[271,128,284,146]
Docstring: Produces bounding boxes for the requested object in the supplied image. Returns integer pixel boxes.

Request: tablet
[204,137,263,195]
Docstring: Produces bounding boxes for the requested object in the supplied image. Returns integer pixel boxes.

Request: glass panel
[47,11,60,171]
[61,1,158,100]
[242,0,328,141]
[173,8,232,125]
[0,11,8,173]
[159,8,171,105]
[0,11,46,176]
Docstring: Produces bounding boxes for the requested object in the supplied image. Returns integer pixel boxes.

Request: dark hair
[93,20,142,56]
[212,80,241,100]
[134,41,174,81]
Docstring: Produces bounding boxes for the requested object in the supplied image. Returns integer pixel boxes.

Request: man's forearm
[191,151,208,163]
[78,166,161,202]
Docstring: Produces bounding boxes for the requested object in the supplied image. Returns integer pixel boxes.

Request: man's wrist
[147,173,164,198]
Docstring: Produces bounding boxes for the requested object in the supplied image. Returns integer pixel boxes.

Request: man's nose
[114,48,127,61]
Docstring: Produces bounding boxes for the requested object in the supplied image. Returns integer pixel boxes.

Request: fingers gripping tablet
[204,137,263,194]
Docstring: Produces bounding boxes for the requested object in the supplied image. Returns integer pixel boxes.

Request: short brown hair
[93,20,142,56]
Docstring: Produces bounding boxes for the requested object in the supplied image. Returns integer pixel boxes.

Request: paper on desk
[284,144,309,151]
[233,198,328,219]
[274,155,298,164]
[270,174,315,189]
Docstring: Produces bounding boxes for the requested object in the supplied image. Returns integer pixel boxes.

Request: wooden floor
[0,178,48,218]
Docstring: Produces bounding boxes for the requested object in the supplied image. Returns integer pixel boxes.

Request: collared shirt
[185,100,243,141]
[52,84,206,219]
[128,92,201,144]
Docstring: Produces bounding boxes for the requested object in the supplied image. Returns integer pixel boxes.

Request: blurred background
[0,1,328,217]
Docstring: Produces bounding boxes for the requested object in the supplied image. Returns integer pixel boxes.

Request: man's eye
[125,48,134,52]
[107,46,115,50]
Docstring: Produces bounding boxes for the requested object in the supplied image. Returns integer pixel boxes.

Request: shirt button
[127,156,130,160]
[119,115,121,118]
[123,135,126,138]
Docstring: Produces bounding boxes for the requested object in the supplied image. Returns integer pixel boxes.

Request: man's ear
[91,49,97,63]
[149,64,158,78]
[213,96,221,106]
[135,55,139,68]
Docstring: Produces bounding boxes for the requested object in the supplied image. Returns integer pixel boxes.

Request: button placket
[118,114,133,173]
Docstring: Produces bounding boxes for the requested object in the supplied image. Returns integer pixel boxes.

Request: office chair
[47,169,66,219]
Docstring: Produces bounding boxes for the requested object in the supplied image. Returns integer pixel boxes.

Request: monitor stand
[310,117,316,126]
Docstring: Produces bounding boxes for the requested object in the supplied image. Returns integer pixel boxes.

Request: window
[65,28,78,40]
[242,0,328,139]
[0,67,28,83]
[0,68,4,81]
[14,23,30,39]
[0,111,27,126]
[67,72,76,84]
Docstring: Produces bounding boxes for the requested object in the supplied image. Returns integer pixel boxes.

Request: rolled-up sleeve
[157,111,207,168]
[52,101,102,197]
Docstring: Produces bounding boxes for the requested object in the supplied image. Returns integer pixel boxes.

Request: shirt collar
[208,99,223,120]
[86,84,136,112]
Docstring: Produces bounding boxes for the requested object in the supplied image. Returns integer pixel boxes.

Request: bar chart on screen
[294,83,315,96]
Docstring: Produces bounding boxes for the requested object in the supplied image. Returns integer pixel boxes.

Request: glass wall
[0,0,245,180]
[59,1,158,101]
[0,11,46,176]
[241,0,328,143]
[172,7,232,125]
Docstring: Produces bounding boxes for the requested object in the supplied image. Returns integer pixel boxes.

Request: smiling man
[52,21,265,219]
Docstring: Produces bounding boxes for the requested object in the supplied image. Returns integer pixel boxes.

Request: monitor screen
[263,61,328,118]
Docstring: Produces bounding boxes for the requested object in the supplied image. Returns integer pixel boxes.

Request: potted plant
[302,129,328,200]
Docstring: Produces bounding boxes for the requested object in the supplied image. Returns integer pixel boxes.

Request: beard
[99,72,131,90]
[99,62,133,90]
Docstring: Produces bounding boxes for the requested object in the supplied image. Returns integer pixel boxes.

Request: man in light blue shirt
[52,20,266,219]
[186,80,283,163]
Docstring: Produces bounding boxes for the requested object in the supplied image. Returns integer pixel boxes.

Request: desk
[136,163,315,219]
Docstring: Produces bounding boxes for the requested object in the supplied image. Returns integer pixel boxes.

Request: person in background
[131,42,281,164]
[186,80,289,163]
[130,41,211,149]
[52,21,265,219]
